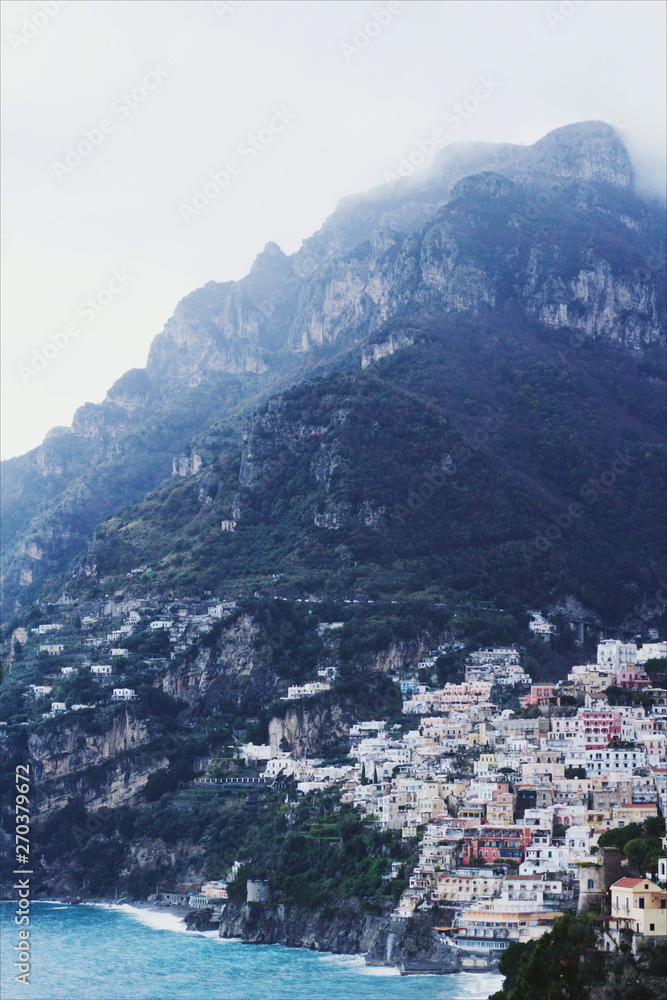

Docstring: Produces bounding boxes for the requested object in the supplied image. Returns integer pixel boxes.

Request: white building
[284,682,330,700]
[585,746,647,778]
[317,622,344,635]
[500,875,563,910]
[111,688,138,701]
[636,642,667,664]
[528,612,555,638]
[519,842,571,875]
[597,640,637,671]
[90,664,112,677]
[239,743,280,763]
[523,807,555,830]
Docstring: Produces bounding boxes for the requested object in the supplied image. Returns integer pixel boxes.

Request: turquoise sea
[0,902,502,1000]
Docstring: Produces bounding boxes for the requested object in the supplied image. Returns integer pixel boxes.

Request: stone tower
[577,847,626,914]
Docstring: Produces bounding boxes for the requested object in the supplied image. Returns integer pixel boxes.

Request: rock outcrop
[27,710,166,816]
[217,900,460,971]
[268,702,351,758]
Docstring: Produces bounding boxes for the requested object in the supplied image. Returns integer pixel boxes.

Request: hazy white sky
[1,0,665,459]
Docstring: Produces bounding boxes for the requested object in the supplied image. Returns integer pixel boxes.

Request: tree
[642,657,667,686]
[490,941,536,1000]
[491,913,599,1000]
[643,815,665,839]
[599,824,643,851]
[624,838,661,876]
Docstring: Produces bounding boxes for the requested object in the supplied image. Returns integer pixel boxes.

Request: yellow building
[459,804,485,823]
[610,803,658,828]
[486,793,515,826]
[453,909,564,950]
[607,878,667,950]
[434,872,502,904]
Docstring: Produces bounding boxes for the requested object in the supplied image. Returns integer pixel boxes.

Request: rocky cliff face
[38,837,206,899]
[2,121,665,619]
[27,710,165,816]
[268,702,352,757]
[218,899,384,953]
[145,121,661,371]
[289,174,663,355]
[294,121,634,260]
[162,613,280,710]
[217,899,460,969]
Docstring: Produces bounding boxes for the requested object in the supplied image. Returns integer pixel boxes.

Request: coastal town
[232,632,667,967]
[6,592,667,969]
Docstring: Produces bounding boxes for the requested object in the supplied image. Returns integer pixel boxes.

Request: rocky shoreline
[214,900,465,974]
[18,894,481,975]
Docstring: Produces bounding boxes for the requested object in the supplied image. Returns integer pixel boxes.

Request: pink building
[615,666,650,690]
[462,825,533,864]
[578,709,622,742]
[523,684,558,708]
[551,708,622,744]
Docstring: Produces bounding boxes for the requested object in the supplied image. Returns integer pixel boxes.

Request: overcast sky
[1,0,665,460]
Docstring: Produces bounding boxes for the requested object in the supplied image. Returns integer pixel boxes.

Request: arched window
[588,879,595,890]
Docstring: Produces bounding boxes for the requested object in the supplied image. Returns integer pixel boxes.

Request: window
[638,898,645,909]
[650,924,655,931]
[588,880,595,890]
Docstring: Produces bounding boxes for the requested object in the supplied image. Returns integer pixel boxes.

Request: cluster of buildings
[12,598,667,961]
[465,647,531,686]
[232,637,666,964]
[561,639,662,697]
[20,597,239,718]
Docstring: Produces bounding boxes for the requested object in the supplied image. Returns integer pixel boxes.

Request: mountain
[2,121,665,625]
